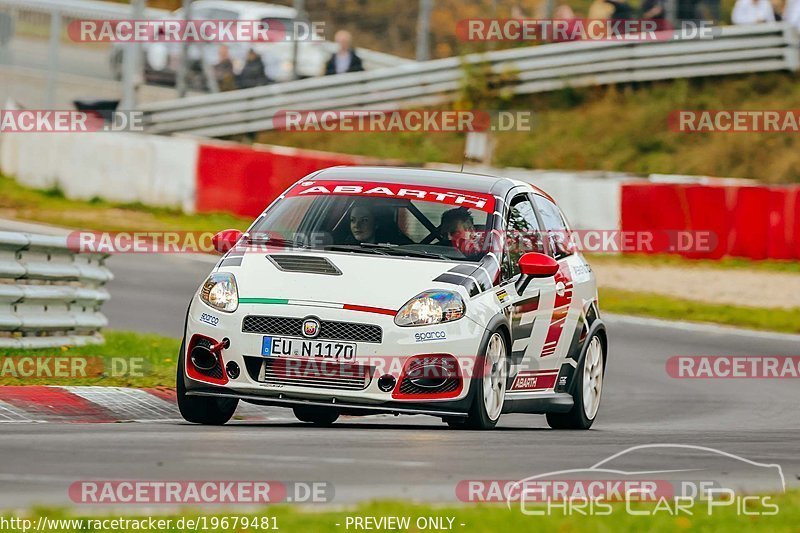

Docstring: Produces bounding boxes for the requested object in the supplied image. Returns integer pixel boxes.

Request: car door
[498,192,562,394]
[531,193,592,376]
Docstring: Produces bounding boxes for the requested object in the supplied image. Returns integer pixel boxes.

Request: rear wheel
[293,406,339,426]
[546,334,604,430]
[460,331,507,430]
[176,344,238,425]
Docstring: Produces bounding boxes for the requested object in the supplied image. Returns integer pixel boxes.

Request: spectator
[784,0,800,28]
[552,4,583,42]
[641,0,667,19]
[607,0,635,19]
[237,49,270,89]
[213,45,236,91]
[732,0,776,23]
[589,0,615,19]
[325,30,364,75]
[771,0,785,19]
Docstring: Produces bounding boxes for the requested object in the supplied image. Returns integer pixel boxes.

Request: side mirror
[518,252,559,278]
[212,229,243,254]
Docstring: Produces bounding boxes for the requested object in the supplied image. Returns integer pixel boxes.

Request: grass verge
[0,175,250,233]
[600,288,800,334]
[0,330,179,388]
[5,490,799,532]
[587,253,800,275]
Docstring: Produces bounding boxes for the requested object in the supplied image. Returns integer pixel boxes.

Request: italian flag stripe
[239,298,395,316]
[239,298,289,305]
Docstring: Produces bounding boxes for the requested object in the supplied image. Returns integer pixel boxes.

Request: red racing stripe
[342,303,397,316]
[1,386,117,423]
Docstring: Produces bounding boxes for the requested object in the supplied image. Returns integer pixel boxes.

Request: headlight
[395,290,465,327]
[200,272,238,312]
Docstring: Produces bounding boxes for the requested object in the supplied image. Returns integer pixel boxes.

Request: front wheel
[177,345,238,425]
[546,334,605,430]
[461,331,507,430]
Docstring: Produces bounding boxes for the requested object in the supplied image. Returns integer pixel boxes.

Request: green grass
[6,490,799,532]
[600,287,800,334]
[0,330,179,387]
[587,252,800,274]
[0,175,251,233]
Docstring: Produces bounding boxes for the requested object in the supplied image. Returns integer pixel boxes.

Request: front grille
[267,255,341,275]
[242,315,383,343]
[260,358,372,390]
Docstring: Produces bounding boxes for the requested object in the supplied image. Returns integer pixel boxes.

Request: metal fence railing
[0,232,112,348]
[139,22,800,138]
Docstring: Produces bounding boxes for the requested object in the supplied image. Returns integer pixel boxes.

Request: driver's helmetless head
[440,207,475,241]
[350,205,377,243]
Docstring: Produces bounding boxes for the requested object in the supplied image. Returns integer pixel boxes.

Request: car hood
[222,249,466,311]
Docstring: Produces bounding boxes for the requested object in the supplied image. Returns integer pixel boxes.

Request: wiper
[358,243,450,260]
[323,244,389,255]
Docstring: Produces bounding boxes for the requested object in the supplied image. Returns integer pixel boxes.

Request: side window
[502,194,544,279]
[533,195,574,259]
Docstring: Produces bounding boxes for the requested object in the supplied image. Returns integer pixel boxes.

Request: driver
[348,203,378,244]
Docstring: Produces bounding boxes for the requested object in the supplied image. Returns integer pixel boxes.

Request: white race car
[178,167,607,430]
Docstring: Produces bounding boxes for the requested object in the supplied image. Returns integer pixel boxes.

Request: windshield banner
[286,181,496,212]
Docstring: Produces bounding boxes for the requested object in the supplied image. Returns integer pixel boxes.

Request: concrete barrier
[0,132,198,211]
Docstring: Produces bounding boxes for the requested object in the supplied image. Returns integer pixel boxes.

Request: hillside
[255,72,800,183]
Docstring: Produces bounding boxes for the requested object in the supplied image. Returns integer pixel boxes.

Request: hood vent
[267,255,341,276]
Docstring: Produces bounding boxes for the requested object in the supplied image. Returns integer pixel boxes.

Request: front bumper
[182,297,489,409]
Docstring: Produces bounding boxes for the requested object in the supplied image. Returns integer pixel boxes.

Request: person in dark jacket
[237,49,270,89]
[325,30,364,75]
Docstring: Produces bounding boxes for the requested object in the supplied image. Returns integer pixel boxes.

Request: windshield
[248,182,496,261]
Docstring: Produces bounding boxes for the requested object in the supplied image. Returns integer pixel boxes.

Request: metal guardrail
[140,23,800,137]
[0,232,112,348]
[0,0,167,21]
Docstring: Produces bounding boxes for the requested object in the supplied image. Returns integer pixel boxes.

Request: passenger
[440,207,475,243]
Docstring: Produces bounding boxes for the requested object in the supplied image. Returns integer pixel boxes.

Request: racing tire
[293,406,339,426]
[546,333,605,430]
[461,331,508,430]
[176,344,238,425]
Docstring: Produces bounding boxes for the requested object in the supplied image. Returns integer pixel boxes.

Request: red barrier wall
[620,183,729,258]
[621,182,800,261]
[195,143,372,218]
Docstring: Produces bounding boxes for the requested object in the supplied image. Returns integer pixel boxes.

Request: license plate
[261,336,356,361]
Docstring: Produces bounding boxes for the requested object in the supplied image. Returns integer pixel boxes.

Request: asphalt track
[0,250,797,509]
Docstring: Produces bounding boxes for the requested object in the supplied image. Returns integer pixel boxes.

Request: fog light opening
[226,361,240,380]
[377,374,396,392]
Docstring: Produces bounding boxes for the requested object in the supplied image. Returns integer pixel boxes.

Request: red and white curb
[0,386,282,423]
